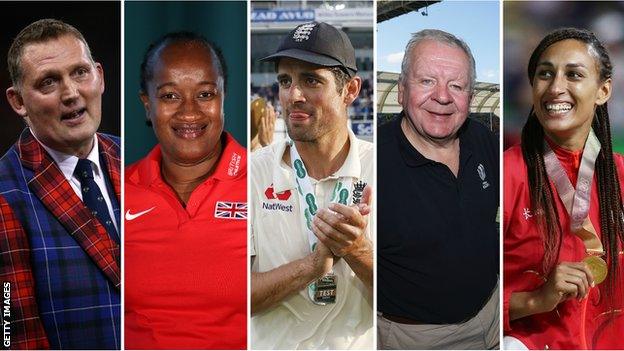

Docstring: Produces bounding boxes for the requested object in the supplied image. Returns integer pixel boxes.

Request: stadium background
[376,1,500,135]
[251,0,374,143]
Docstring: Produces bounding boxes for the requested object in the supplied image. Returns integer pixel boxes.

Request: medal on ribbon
[543,130,607,284]
[583,255,607,285]
[288,140,357,305]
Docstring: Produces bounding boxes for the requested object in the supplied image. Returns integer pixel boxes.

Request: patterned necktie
[74,159,118,242]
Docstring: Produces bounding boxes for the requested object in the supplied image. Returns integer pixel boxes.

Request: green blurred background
[124,1,247,165]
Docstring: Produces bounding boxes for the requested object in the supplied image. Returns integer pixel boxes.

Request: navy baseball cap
[260,22,357,77]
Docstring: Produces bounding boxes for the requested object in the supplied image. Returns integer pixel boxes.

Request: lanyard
[289,140,354,304]
[289,141,354,251]
[543,129,607,283]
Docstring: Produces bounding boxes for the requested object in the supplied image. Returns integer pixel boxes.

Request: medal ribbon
[288,140,354,304]
[543,129,604,255]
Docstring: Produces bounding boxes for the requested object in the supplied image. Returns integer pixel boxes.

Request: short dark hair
[328,66,351,93]
[8,19,93,88]
[140,31,228,94]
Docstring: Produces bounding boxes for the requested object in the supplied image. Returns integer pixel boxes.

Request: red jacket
[504,144,624,350]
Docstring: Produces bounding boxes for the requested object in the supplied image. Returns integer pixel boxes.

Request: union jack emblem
[215,201,247,220]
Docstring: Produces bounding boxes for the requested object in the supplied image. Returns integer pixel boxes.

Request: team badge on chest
[214,201,247,219]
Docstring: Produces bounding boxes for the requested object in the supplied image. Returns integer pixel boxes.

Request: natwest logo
[265,184,291,201]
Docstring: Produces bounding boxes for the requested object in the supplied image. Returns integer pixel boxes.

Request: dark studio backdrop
[125,1,247,165]
[0,1,121,155]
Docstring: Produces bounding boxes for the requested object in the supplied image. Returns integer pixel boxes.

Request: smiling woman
[140,39,224,182]
[531,39,611,151]
[124,31,247,350]
[503,28,624,350]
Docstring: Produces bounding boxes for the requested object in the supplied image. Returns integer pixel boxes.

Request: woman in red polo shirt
[124,32,247,349]
[503,28,624,350]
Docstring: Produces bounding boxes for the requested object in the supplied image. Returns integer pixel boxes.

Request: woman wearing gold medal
[503,28,624,349]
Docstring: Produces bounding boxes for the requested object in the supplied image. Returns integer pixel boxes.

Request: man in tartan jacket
[0,19,120,349]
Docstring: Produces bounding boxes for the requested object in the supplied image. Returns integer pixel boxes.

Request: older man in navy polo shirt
[377,29,499,350]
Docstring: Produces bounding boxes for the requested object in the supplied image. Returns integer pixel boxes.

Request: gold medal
[583,255,608,285]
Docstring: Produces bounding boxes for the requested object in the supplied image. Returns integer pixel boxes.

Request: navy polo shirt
[377,114,499,324]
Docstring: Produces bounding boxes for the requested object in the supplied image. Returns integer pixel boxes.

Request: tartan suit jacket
[0,129,120,349]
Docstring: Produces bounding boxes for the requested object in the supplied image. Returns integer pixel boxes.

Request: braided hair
[522,28,624,300]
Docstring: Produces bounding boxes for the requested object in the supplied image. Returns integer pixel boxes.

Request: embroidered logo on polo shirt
[215,201,247,219]
[477,163,490,189]
[125,207,155,221]
[262,202,294,212]
[523,208,533,220]
[227,152,242,176]
[265,184,291,201]
[262,184,294,212]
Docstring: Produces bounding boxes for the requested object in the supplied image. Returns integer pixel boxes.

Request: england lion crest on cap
[293,23,316,42]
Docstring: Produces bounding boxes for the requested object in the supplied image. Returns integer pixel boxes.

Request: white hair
[399,29,476,93]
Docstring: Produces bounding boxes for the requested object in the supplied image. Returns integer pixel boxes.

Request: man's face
[7,35,104,154]
[277,58,348,142]
[141,42,224,166]
[398,40,472,143]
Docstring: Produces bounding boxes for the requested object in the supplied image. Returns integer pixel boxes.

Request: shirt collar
[273,129,361,193]
[32,130,101,180]
[396,112,473,167]
[395,114,429,167]
[212,132,247,181]
[140,132,245,186]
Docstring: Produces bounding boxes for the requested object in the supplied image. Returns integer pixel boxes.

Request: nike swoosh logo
[125,207,156,221]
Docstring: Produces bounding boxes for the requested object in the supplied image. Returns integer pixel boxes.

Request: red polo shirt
[124,133,246,349]
[504,143,624,350]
